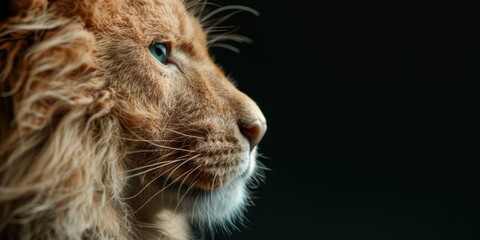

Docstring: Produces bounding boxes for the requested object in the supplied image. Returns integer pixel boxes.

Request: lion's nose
[240,120,267,151]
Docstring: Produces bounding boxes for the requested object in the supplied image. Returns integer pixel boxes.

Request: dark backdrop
[207,1,479,239]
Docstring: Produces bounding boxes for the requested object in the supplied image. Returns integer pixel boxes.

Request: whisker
[161,154,199,191]
[185,0,219,17]
[256,152,272,160]
[204,25,235,32]
[171,165,206,217]
[125,159,185,179]
[208,34,252,45]
[163,128,204,139]
[125,149,180,155]
[210,43,240,53]
[124,152,179,173]
[119,138,194,153]
[133,158,203,213]
[176,163,204,200]
[256,160,272,171]
[210,165,220,191]
[173,177,200,216]
[117,136,178,143]
[204,10,244,30]
[201,5,259,23]
[120,127,195,152]
[165,171,203,232]
[123,154,201,200]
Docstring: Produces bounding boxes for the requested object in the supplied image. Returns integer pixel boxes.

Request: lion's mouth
[163,152,255,192]
[127,130,260,225]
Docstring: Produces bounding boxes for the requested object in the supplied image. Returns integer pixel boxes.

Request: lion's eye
[149,43,168,64]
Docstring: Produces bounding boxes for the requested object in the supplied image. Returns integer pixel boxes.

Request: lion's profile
[0,0,267,239]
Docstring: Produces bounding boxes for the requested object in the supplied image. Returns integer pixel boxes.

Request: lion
[0,0,267,239]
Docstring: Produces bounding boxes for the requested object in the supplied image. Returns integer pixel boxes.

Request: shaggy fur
[0,0,266,239]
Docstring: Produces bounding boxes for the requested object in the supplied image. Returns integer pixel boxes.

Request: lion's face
[0,0,265,237]
[78,0,266,225]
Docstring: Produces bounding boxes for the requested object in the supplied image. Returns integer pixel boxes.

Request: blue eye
[149,43,168,64]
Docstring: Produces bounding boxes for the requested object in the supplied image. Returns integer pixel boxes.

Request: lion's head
[0,0,266,239]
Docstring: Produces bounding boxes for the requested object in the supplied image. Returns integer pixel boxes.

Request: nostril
[240,120,267,151]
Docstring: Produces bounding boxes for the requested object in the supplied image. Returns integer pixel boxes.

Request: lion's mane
[0,1,132,238]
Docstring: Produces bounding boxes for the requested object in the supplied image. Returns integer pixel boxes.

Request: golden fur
[0,0,266,239]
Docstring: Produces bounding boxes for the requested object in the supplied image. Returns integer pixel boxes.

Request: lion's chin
[169,172,252,222]
[160,159,256,228]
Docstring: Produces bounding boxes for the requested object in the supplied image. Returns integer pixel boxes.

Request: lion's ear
[1,0,49,20]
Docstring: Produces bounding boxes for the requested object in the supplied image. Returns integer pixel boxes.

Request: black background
[207,1,479,240]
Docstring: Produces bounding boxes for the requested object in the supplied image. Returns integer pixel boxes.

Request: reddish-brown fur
[0,0,266,239]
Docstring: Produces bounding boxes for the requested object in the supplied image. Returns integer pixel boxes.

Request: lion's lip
[159,147,254,191]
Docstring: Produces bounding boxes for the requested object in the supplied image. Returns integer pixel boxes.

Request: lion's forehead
[85,0,206,49]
